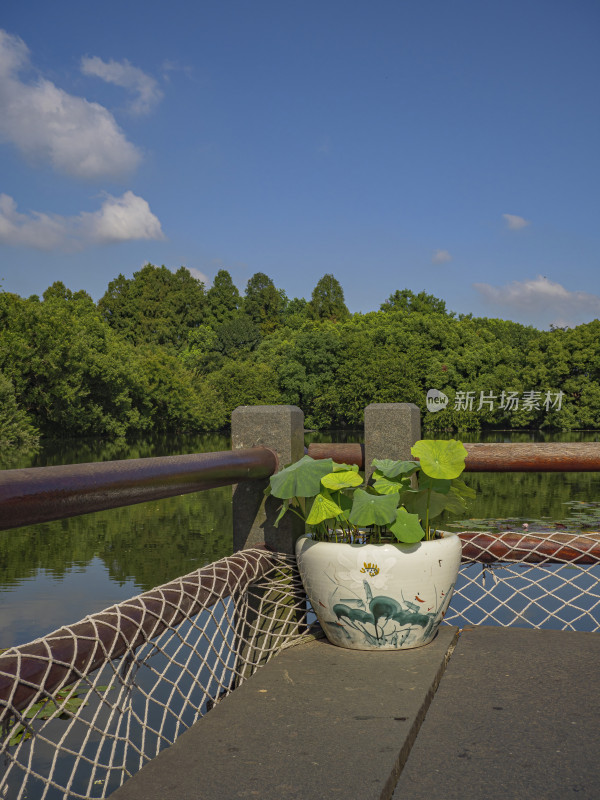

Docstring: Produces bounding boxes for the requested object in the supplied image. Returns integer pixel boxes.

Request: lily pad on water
[445,502,600,534]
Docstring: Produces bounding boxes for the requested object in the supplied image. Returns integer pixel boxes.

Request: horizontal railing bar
[306,441,600,471]
[0,447,278,532]
[462,442,600,472]
[0,547,281,715]
[459,531,600,564]
[305,442,365,467]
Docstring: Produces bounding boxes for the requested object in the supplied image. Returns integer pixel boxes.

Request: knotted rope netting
[2,532,600,800]
[0,548,315,800]
[447,531,600,631]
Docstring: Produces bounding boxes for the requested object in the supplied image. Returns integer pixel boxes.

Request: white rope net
[0,548,316,800]
[446,531,600,631]
[2,533,599,800]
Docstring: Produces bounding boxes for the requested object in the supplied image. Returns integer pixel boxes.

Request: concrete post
[231,405,305,554]
[364,403,422,483]
[231,405,306,682]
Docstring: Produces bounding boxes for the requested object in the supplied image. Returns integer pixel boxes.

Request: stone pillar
[364,403,421,483]
[231,405,305,554]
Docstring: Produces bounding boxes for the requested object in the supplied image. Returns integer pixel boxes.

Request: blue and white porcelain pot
[295,533,461,650]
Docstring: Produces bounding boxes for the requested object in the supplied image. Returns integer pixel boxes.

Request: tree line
[1,263,599,450]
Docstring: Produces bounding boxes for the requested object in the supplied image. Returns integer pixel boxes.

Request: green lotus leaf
[411,439,468,480]
[371,458,419,479]
[269,456,334,499]
[321,470,363,491]
[273,499,291,528]
[402,488,450,521]
[349,489,399,527]
[332,462,359,472]
[389,508,425,543]
[372,472,411,495]
[418,476,451,494]
[306,491,343,525]
[9,727,30,746]
[450,477,477,501]
[333,491,354,522]
[444,486,470,515]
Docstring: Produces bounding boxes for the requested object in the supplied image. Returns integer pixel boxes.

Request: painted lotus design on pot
[332,581,449,649]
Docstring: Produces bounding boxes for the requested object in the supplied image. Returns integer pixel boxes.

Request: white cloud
[0,191,164,250]
[0,29,141,179]
[161,59,193,81]
[83,191,164,243]
[502,213,531,231]
[187,267,210,286]
[81,56,163,115]
[432,249,452,264]
[473,275,600,327]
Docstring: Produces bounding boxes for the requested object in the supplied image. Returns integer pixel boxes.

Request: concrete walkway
[111,627,458,800]
[394,626,600,800]
[111,626,600,799]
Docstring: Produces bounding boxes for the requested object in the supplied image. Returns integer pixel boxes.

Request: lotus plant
[268,439,474,544]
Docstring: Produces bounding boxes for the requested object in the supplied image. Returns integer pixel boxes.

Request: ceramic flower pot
[295,533,461,650]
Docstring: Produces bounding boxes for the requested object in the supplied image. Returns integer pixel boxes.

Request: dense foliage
[1,265,598,443]
[0,371,39,457]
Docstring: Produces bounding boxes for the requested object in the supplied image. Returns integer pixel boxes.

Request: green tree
[207,270,241,325]
[0,288,224,437]
[0,370,40,454]
[281,297,309,328]
[180,325,223,376]
[207,360,282,417]
[0,291,140,436]
[255,322,344,428]
[243,272,284,333]
[136,345,226,432]
[216,314,261,357]
[380,289,451,316]
[308,274,349,322]
[98,263,208,348]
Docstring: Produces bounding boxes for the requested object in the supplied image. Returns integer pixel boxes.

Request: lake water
[1,430,599,648]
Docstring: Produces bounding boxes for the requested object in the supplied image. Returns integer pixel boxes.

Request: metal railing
[3,441,599,532]
[0,446,277,531]
[307,441,600,471]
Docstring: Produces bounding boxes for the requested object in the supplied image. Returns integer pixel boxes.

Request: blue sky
[0,0,598,329]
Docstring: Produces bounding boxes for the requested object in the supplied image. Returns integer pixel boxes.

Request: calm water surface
[1,430,599,647]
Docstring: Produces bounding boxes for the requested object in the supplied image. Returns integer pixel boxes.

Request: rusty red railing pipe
[0,447,278,532]
[306,442,600,472]
[305,442,365,467]
[459,531,600,564]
